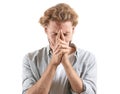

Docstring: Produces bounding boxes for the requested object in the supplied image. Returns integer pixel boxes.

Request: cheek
[65,35,73,42]
[48,36,56,45]
[65,38,70,43]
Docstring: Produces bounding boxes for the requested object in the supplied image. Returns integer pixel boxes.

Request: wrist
[62,54,69,62]
[50,59,59,68]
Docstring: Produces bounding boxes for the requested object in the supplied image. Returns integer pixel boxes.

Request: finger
[53,43,60,52]
[55,39,69,50]
[54,48,62,56]
[54,44,69,54]
[55,30,60,45]
[60,30,65,41]
[60,44,69,50]
[49,39,54,48]
[59,48,69,55]
[49,39,60,52]
[58,39,67,45]
[57,30,61,39]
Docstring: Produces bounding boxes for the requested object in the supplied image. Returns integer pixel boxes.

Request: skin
[45,21,75,66]
[26,21,84,94]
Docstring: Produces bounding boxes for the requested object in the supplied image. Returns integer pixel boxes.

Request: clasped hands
[50,30,71,66]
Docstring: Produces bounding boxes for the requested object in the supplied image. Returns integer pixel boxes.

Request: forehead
[48,21,73,32]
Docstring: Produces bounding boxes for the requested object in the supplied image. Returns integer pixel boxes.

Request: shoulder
[71,43,96,62]
[77,48,95,57]
[23,46,48,62]
[76,48,96,64]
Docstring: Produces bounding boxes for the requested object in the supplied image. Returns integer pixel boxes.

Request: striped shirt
[22,44,97,94]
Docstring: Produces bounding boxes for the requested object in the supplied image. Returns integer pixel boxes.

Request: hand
[49,31,63,66]
[49,30,72,66]
[54,30,71,63]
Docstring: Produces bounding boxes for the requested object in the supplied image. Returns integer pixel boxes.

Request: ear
[44,26,48,34]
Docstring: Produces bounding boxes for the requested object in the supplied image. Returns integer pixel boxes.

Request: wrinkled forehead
[48,21,73,32]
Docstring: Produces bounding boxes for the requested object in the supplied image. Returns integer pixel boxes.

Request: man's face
[45,21,74,49]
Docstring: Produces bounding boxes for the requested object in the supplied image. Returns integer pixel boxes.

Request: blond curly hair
[39,3,78,27]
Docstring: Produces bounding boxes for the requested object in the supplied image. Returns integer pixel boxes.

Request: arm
[24,30,66,94]
[57,30,96,94]
[81,54,97,94]
[26,61,57,94]
[22,54,58,94]
[62,53,97,94]
[23,45,63,94]
[55,30,83,93]
[62,54,84,93]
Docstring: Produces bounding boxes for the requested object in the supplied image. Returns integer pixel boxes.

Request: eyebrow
[52,31,70,33]
[63,32,70,34]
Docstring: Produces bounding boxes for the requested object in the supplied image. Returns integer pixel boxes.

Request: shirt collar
[46,45,51,56]
[69,43,78,58]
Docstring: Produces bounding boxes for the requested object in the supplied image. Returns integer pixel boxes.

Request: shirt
[22,44,97,94]
[50,53,75,94]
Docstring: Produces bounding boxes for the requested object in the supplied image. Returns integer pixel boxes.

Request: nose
[60,30,65,41]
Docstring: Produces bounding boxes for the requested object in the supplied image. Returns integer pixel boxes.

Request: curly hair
[39,3,78,27]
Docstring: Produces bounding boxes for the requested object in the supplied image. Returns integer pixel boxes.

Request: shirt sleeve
[22,55,36,94]
[71,54,97,94]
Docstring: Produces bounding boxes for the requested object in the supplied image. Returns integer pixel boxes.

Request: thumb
[60,30,65,41]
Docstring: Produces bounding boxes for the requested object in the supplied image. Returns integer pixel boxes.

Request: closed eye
[64,32,70,36]
[64,34,68,36]
[52,33,57,36]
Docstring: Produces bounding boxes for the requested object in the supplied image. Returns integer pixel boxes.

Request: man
[22,3,97,94]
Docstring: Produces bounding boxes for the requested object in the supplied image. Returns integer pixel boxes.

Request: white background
[0,0,120,94]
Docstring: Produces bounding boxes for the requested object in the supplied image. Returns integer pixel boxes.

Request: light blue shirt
[22,44,97,94]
